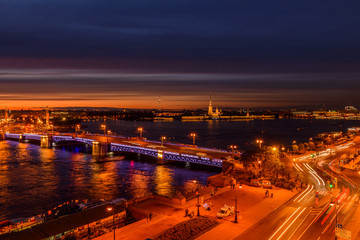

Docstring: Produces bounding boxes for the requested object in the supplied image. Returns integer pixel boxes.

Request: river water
[83,119,360,149]
[1,119,359,221]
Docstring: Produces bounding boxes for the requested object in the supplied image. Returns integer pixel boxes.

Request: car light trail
[304,163,325,186]
[297,185,314,203]
[293,185,310,202]
[276,207,307,240]
[303,164,321,186]
[268,207,301,240]
[293,163,303,172]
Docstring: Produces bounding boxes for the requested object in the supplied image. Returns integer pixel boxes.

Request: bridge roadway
[4,133,237,168]
[76,134,234,159]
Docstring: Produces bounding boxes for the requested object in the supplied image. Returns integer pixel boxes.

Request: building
[208,97,221,119]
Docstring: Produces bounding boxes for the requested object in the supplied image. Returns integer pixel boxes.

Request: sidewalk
[95,186,297,240]
[196,185,297,240]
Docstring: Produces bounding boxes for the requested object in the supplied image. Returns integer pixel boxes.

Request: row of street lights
[99,125,198,148]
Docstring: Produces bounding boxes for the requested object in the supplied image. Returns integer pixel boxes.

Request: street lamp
[258,160,262,178]
[234,183,242,223]
[230,145,237,159]
[193,180,201,216]
[107,206,115,240]
[101,124,106,135]
[75,124,80,137]
[256,139,263,149]
[137,127,143,139]
[161,136,166,148]
[190,133,196,147]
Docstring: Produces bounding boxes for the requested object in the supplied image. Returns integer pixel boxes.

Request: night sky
[1,0,360,109]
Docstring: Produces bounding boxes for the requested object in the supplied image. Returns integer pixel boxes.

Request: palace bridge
[2,133,238,168]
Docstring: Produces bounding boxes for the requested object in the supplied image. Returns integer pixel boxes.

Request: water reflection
[0,140,216,220]
[153,166,173,196]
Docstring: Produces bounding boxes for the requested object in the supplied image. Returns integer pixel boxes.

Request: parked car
[251,179,261,187]
[217,205,234,218]
[261,180,272,189]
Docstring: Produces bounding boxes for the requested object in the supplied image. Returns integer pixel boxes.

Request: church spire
[208,95,213,115]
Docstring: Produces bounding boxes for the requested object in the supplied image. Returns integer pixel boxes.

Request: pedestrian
[149,212,152,220]
[184,208,189,217]
[271,193,273,198]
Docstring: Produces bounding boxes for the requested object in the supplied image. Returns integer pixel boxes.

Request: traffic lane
[299,183,354,239]
[234,204,300,240]
[235,187,318,240]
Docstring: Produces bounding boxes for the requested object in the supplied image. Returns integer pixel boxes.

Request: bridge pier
[41,135,50,148]
[92,142,108,156]
[157,150,165,164]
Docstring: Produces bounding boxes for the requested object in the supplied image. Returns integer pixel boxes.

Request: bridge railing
[23,133,42,141]
[110,143,158,158]
[5,133,22,139]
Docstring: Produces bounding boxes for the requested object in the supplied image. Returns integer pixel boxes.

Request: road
[236,137,360,240]
[76,134,236,160]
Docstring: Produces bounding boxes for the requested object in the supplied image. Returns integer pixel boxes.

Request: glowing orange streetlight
[101,124,106,135]
[137,127,143,139]
[161,136,166,148]
[190,133,196,146]
[230,145,237,159]
[256,139,263,149]
[107,206,115,240]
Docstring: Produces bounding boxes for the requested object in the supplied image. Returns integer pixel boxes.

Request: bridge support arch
[157,150,165,164]
[92,141,108,156]
[41,135,50,148]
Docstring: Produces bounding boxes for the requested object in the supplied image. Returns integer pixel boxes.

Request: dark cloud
[0,70,359,108]
[0,0,360,67]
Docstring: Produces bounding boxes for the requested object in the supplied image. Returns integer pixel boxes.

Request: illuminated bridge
[3,133,234,168]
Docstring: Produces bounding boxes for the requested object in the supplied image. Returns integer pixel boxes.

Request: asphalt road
[236,137,360,240]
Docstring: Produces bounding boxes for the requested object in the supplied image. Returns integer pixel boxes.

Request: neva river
[1,119,359,221]
[83,119,360,149]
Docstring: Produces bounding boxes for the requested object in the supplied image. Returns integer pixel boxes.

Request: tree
[292,144,299,153]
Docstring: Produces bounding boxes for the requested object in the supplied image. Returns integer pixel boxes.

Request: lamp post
[258,160,262,178]
[230,145,237,159]
[256,139,263,149]
[193,180,201,216]
[190,133,196,147]
[234,182,242,223]
[138,127,143,139]
[107,206,115,240]
[101,124,108,143]
[75,124,80,137]
[161,136,166,148]
[101,124,106,135]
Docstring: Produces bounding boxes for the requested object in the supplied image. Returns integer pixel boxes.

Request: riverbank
[95,184,297,240]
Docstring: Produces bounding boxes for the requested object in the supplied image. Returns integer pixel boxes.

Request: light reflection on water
[0,140,216,221]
